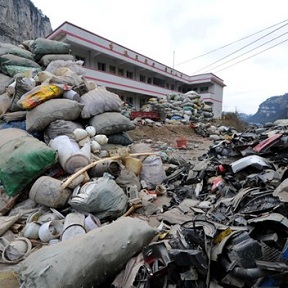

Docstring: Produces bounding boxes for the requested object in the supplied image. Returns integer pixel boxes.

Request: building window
[118,68,124,76]
[171,85,174,90]
[126,71,133,79]
[147,77,152,84]
[200,86,208,92]
[98,62,106,71]
[75,55,85,64]
[140,74,146,82]
[109,65,116,74]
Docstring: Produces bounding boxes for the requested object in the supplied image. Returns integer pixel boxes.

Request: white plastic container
[38,220,64,243]
[49,135,91,174]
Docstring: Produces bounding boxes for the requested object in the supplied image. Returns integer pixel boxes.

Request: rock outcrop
[248,93,288,124]
[0,0,52,44]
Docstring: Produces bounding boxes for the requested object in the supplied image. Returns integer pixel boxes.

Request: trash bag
[140,155,167,189]
[17,84,63,110]
[70,175,128,220]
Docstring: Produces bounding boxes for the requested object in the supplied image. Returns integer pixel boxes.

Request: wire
[214,37,288,73]
[194,21,288,73]
[175,18,288,67]
[199,30,288,72]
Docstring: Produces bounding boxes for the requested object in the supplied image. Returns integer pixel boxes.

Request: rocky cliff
[0,0,52,44]
[248,93,288,124]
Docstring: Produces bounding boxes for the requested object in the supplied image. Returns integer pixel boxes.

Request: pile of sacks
[0,38,174,287]
[135,90,214,124]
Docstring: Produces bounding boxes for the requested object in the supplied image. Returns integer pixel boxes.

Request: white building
[47,22,226,118]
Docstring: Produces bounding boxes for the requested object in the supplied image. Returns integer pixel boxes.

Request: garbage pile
[1,38,288,287]
[192,122,239,140]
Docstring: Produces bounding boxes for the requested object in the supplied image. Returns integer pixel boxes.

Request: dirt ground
[126,123,212,161]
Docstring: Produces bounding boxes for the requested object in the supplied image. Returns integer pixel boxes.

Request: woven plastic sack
[0,65,41,77]
[80,87,122,118]
[70,175,128,220]
[0,73,13,94]
[39,54,75,67]
[89,112,135,135]
[43,120,83,144]
[0,133,57,195]
[26,98,84,132]
[0,93,11,116]
[0,43,33,60]
[30,38,71,57]
[18,217,155,288]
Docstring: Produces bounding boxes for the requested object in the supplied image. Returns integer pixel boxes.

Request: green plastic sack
[30,38,71,60]
[0,135,57,196]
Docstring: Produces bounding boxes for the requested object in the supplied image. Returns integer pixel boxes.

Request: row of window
[76,55,209,93]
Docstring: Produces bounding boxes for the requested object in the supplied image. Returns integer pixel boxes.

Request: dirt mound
[127,124,212,160]
[127,124,199,145]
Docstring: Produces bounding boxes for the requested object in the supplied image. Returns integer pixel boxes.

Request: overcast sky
[32,0,288,115]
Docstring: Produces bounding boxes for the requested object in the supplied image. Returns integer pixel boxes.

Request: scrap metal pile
[129,123,288,288]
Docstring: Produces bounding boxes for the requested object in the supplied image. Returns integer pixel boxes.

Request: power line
[200,30,288,72]
[175,18,288,67]
[194,21,288,73]
[214,37,288,73]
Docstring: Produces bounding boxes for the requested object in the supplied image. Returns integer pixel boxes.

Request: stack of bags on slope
[0,38,138,197]
[138,90,214,124]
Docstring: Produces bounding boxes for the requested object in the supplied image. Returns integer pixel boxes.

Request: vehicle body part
[236,191,281,214]
[252,133,282,153]
[181,220,217,238]
[231,155,272,173]
[169,249,208,276]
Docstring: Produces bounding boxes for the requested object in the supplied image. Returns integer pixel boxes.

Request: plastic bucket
[38,220,64,243]
[176,138,187,149]
[29,176,72,208]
